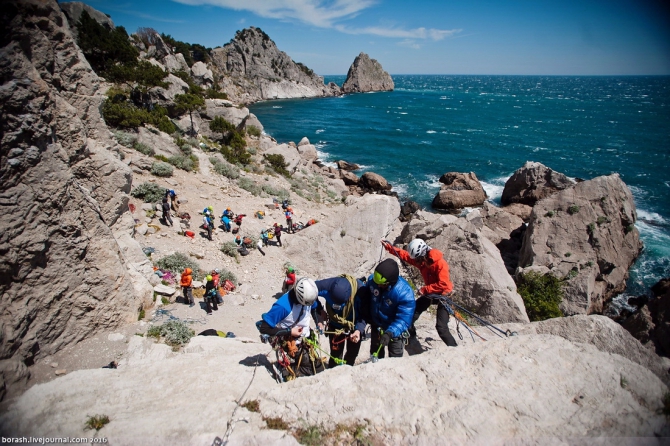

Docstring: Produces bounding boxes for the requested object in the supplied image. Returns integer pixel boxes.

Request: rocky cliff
[0,0,153,400]
[342,52,394,93]
[210,27,340,103]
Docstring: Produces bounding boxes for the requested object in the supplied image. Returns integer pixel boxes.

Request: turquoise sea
[250,75,670,302]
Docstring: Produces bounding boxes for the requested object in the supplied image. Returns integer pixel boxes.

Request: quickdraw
[430,294,518,341]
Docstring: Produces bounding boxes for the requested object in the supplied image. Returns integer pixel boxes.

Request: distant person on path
[383,239,457,347]
[282,266,296,293]
[161,197,173,227]
[314,275,370,367]
[180,268,194,306]
[204,274,219,315]
[203,210,213,241]
[257,278,325,378]
[166,189,179,213]
[274,223,283,247]
[367,258,415,359]
[285,207,294,233]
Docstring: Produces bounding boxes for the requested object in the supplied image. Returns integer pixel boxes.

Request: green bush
[261,184,290,200]
[567,205,580,215]
[131,182,165,203]
[76,10,138,74]
[133,141,154,156]
[168,154,197,172]
[517,271,564,322]
[210,116,235,135]
[157,116,176,134]
[221,241,239,259]
[105,60,168,90]
[218,269,237,284]
[210,157,240,179]
[155,252,201,275]
[206,89,228,100]
[238,177,261,196]
[148,320,195,347]
[246,125,261,137]
[151,161,174,177]
[84,415,110,431]
[112,129,137,147]
[264,153,290,177]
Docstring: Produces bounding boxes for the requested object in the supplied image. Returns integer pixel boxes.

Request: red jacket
[285,272,296,286]
[394,247,453,295]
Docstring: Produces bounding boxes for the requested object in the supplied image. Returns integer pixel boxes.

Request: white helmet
[408,239,428,259]
[294,277,318,306]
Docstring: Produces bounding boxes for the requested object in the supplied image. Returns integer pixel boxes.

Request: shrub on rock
[151,161,174,177]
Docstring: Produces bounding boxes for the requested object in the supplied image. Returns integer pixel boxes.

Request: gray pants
[182,286,193,305]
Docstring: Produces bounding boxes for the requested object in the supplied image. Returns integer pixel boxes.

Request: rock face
[342,52,394,93]
[210,27,337,103]
[2,329,667,443]
[621,278,670,357]
[501,161,574,206]
[518,174,642,315]
[432,172,487,211]
[400,212,529,323]
[0,0,153,400]
[359,171,392,192]
[59,1,114,35]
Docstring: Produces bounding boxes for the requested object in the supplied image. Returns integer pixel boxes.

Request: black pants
[206,225,212,240]
[275,234,282,246]
[369,325,404,358]
[328,332,361,367]
[286,219,293,233]
[205,295,218,314]
[413,296,458,347]
[163,211,173,226]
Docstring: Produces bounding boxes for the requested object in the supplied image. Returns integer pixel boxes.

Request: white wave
[665,181,670,188]
[440,96,447,99]
[391,183,408,197]
[636,209,667,225]
[399,112,408,115]
[426,130,437,134]
[481,181,504,203]
[419,140,433,145]
[272,106,282,109]
[315,129,325,134]
[635,220,670,257]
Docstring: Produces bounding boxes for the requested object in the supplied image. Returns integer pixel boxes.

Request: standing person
[211,269,223,304]
[314,275,370,367]
[203,212,213,241]
[167,189,179,213]
[223,207,234,219]
[180,268,194,306]
[161,197,173,227]
[367,258,416,359]
[273,223,283,247]
[285,207,294,233]
[256,278,325,379]
[221,214,232,232]
[383,239,457,347]
[282,266,296,293]
[257,238,266,256]
[204,274,219,315]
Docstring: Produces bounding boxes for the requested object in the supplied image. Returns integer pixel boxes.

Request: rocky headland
[0,1,668,443]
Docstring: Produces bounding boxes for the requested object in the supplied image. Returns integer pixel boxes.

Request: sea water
[250,75,670,300]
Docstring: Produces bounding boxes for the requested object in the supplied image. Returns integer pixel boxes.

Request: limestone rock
[342,53,394,93]
[501,161,574,206]
[284,195,400,278]
[431,172,487,211]
[136,127,182,158]
[518,174,642,315]
[262,143,301,173]
[60,1,114,36]
[503,203,533,221]
[190,61,213,86]
[340,170,359,186]
[622,278,670,357]
[153,284,176,296]
[298,137,310,146]
[359,172,392,192]
[148,74,189,109]
[479,202,526,274]
[337,160,360,171]
[0,0,152,395]
[209,27,338,102]
[161,53,190,73]
[296,143,317,162]
[399,200,421,222]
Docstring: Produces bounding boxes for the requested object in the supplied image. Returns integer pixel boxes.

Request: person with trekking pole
[367,258,415,359]
[382,238,458,347]
[314,275,371,367]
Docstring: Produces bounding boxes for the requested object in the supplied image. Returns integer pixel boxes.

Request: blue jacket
[315,278,368,333]
[367,275,415,338]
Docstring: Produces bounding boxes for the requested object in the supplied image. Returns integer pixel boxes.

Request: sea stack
[342,52,394,93]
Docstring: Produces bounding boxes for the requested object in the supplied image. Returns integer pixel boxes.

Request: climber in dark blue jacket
[367,258,415,359]
[314,275,370,367]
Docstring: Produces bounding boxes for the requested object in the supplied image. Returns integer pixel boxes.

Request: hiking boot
[207,312,212,316]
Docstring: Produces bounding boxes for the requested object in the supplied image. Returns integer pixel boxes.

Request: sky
[73,0,670,76]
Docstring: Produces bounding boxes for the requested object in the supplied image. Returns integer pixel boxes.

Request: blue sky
[75,0,670,75]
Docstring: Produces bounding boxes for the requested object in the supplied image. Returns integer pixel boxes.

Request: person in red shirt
[282,266,296,293]
[383,238,457,347]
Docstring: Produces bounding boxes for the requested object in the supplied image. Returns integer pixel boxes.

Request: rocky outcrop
[0,0,153,400]
[284,195,400,278]
[342,52,394,93]
[210,27,338,103]
[359,171,392,192]
[431,172,487,211]
[336,160,360,171]
[60,1,114,35]
[518,174,642,315]
[401,213,529,323]
[501,161,574,206]
[621,278,670,357]
[3,328,667,442]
